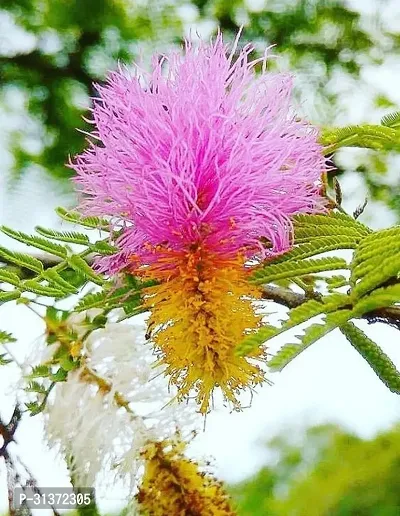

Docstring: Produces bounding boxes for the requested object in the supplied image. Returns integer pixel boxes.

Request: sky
[1,0,400,513]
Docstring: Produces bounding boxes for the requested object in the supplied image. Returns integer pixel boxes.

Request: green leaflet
[0,353,12,365]
[0,330,16,343]
[0,290,21,304]
[21,280,65,298]
[293,212,371,232]
[351,242,400,281]
[341,322,400,394]
[56,207,111,231]
[235,325,279,357]
[356,226,400,247]
[59,356,78,372]
[294,224,368,242]
[89,240,119,255]
[0,223,114,297]
[350,228,400,299]
[351,256,400,299]
[0,246,44,273]
[268,309,354,372]
[36,226,118,255]
[123,300,145,316]
[27,364,50,378]
[42,269,79,294]
[239,210,399,381]
[50,368,68,382]
[271,237,357,264]
[381,111,400,129]
[68,255,105,285]
[326,275,348,289]
[236,293,350,356]
[0,269,21,287]
[74,290,110,311]
[25,381,47,394]
[1,227,67,259]
[36,226,90,245]
[251,257,348,284]
[351,227,400,268]
[25,401,45,416]
[283,293,350,325]
[75,285,144,313]
[291,213,370,250]
[320,124,400,153]
[353,284,400,316]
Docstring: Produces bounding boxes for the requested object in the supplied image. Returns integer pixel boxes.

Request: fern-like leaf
[268,309,354,371]
[0,246,43,273]
[352,255,400,300]
[75,290,108,311]
[42,269,79,295]
[35,227,90,245]
[352,227,400,269]
[75,286,142,312]
[293,212,371,232]
[0,269,21,287]
[381,111,400,129]
[251,257,348,284]
[1,227,67,258]
[0,290,21,304]
[0,353,12,365]
[89,240,119,255]
[0,330,16,344]
[235,325,279,356]
[353,284,400,316]
[25,401,45,415]
[236,293,350,356]
[341,322,400,394]
[326,275,349,289]
[21,280,65,298]
[27,365,50,378]
[294,224,368,242]
[286,293,350,326]
[68,255,105,285]
[56,207,110,231]
[271,237,357,264]
[349,227,400,298]
[25,381,47,394]
[320,124,400,153]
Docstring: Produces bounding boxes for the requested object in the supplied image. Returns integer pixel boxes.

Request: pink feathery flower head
[72,33,327,274]
[72,32,329,413]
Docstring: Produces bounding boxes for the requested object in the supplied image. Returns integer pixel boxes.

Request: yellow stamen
[134,245,266,413]
[137,439,236,515]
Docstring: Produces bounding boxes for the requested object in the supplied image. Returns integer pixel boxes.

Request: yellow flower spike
[134,245,267,414]
[137,439,236,516]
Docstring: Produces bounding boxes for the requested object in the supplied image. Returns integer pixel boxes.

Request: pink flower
[71,33,328,412]
[72,34,326,274]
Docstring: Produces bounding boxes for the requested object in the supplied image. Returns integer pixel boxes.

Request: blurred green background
[230,422,400,516]
[1,0,400,222]
[1,0,400,514]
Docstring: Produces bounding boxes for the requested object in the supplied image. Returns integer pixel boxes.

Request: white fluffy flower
[45,319,198,491]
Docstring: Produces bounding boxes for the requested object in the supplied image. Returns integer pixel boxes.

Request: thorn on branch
[353,198,368,219]
[333,177,343,206]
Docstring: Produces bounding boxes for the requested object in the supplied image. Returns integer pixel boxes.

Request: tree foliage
[231,423,400,515]
[1,0,400,219]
